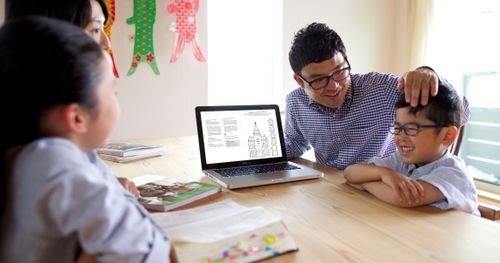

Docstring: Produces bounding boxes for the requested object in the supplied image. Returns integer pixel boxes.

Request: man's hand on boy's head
[380,171,425,205]
[397,68,439,107]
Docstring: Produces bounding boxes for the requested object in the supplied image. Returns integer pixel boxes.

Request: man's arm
[284,96,310,159]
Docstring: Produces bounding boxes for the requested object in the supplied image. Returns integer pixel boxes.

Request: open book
[151,199,298,262]
[132,175,220,212]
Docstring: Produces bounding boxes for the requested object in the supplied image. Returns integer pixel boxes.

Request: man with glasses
[285,22,466,169]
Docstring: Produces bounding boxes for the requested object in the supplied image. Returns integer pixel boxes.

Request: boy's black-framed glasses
[389,123,447,136]
[298,59,351,90]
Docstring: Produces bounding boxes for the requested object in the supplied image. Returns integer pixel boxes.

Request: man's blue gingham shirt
[285,72,400,169]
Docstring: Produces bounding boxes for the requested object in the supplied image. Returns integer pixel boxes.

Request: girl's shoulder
[15,137,93,179]
[21,137,82,159]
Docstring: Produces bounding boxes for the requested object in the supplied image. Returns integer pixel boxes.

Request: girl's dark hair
[6,0,109,28]
[289,22,347,74]
[0,16,105,257]
[395,82,463,128]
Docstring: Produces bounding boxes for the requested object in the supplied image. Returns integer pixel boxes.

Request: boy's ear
[442,126,458,146]
[293,74,305,88]
[62,103,89,134]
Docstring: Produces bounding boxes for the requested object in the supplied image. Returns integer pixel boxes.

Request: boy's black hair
[395,81,463,128]
[289,23,346,75]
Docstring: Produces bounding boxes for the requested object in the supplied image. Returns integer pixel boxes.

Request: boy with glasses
[344,82,479,215]
[285,23,468,169]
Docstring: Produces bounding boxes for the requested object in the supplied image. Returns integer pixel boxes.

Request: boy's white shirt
[368,152,480,216]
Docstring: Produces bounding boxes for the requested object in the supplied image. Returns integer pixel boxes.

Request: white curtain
[406,0,435,70]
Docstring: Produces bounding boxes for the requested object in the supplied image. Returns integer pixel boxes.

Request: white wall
[115,0,409,140]
[1,0,410,140]
[0,0,208,140]
[110,0,207,140]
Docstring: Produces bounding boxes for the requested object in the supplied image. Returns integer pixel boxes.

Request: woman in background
[6,0,111,49]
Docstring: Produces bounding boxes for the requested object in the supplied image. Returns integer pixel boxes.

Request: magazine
[132,175,221,212]
[98,151,164,163]
[151,199,298,262]
[97,142,165,157]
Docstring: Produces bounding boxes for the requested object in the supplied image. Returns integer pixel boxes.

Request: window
[426,0,500,194]
[207,0,283,106]
[461,73,500,190]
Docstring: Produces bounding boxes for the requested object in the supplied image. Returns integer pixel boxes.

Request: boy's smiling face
[394,107,451,166]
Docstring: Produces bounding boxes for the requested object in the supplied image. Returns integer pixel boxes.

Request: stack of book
[97,143,165,163]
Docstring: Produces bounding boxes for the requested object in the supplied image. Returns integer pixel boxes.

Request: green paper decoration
[126,0,160,76]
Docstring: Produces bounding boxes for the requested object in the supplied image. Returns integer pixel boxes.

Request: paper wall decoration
[104,0,119,77]
[167,0,206,62]
[126,0,160,75]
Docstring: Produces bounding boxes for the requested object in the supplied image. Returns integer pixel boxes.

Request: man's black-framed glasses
[299,59,351,90]
[389,123,447,136]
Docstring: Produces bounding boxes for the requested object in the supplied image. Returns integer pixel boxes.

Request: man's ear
[293,74,305,89]
[62,103,89,134]
[442,126,458,146]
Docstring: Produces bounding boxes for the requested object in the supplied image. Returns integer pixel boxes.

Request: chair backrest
[450,126,465,156]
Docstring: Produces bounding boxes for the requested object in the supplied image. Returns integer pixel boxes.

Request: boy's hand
[76,253,98,263]
[346,182,365,191]
[117,177,140,197]
[381,172,424,205]
[170,245,179,263]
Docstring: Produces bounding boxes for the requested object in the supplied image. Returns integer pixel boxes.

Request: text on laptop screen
[200,109,283,164]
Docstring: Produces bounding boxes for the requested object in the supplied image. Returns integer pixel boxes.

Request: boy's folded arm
[362,180,445,208]
[361,181,401,205]
[410,180,446,207]
[344,164,393,183]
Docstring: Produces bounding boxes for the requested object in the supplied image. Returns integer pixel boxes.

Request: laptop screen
[196,105,287,169]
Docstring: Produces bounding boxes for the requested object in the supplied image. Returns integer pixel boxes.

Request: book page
[131,175,171,186]
[151,200,282,242]
[151,200,298,262]
[200,109,283,164]
[151,199,250,230]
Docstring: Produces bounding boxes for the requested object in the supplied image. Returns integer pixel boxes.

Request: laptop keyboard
[215,163,300,177]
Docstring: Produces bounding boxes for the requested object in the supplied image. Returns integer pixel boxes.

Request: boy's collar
[407,150,451,174]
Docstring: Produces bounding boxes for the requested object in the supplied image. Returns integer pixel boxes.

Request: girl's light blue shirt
[5,137,170,263]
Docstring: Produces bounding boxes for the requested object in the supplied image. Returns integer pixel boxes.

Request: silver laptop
[195,104,323,189]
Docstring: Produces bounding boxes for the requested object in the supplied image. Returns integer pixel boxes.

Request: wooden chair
[450,126,465,156]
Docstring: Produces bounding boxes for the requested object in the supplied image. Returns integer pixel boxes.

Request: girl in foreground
[0,17,174,262]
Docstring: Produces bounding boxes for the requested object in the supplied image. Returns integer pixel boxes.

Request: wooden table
[105,136,500,262]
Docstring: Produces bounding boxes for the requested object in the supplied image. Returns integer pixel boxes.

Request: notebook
[195,104,323,189]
